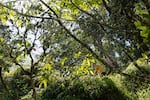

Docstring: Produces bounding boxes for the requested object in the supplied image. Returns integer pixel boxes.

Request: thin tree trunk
[0,67,8,92]
[30,75,37,100]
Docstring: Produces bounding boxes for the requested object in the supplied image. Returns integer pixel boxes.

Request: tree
[0,0,149,99]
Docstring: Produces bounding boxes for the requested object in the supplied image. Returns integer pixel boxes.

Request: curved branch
[39,0,58,18]
[70,0,106,32]
[39,0,113,69]
[0,2,53,19]
[0,2,75,22]
[102,0,111,15]
[9,48,30,75]
[120,72,150,82]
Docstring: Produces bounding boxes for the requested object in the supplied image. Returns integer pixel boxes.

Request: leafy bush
[21,88,44,100]
[42,76,129,100]
[122,62,150,99]
[137,83,150,99]
[3,68,31,100]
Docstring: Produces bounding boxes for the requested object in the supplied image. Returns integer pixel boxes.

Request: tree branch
[122,49,149,74]
[119,72,150,82]
[70,0,106,32]
[0,2,53,19]
[9,48,29,75]
[39,0,113,69]
[102,0,111,15]
[0,2,75,22]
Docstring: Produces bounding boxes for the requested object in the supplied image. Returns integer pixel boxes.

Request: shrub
[121,62,150,99]
[42,76,129,100]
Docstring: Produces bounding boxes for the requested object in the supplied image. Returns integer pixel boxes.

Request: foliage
[21,89,44,100]
[42,76,129,100]
[0,0,149,100]
[137,84,150,99]
[121,59,150,99]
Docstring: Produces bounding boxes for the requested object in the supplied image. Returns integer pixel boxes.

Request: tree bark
[30,75,37,100]
[0,67,8,92]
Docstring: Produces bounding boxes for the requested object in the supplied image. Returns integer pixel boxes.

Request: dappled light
[0,0,150,100]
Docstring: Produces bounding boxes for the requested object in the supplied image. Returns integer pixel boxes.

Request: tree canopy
[0,0,149,100]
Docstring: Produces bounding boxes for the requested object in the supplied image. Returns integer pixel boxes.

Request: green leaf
[74,51,81,59]
[8,10,15,18]
[1,16,7,24]
[140,26,149,38]
[135,3,149,15]
[142,53,148,59]
[44,64,52,70]
[61,57,67,66]
[138,26,147,30]
[39,79,48,88]
[0,54,3,59]
[16,55,21,62]
[0,37,4,42]
[43,80,48,88]
[62,11,74,20]
[16,20,22,27]
[89,70,94,75]
[26,40,31,47]
[87,59,91,66]
[134,21,150,38]
[134,21,141,28]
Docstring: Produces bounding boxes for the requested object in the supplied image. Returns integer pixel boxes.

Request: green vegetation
[0,0,149,100]
[42,76,129,100]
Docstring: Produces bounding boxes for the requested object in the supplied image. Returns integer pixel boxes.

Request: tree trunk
[30,75,37,100]
[0,67,8,92]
